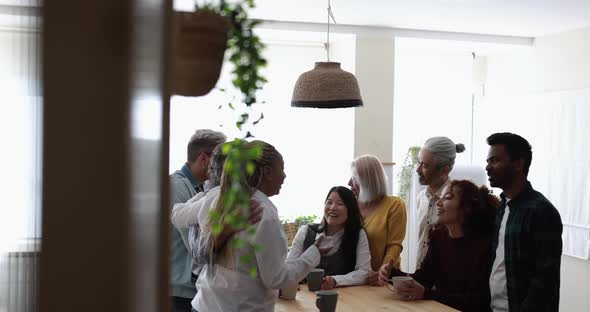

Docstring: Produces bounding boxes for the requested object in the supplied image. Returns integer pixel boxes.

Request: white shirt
[171,187,215,229]
[415,180,449,268]
[170,186,221,275]
[193,190,321,312]
[286,224,371,287]
[490,200,511,312]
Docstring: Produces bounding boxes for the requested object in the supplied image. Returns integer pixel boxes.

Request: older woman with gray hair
[348,155,407,285]
[415,136,465,269]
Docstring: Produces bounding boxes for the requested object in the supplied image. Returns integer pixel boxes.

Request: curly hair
[448,180,498,239]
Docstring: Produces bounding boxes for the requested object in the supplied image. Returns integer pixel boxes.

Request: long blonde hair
[206,140,281,265]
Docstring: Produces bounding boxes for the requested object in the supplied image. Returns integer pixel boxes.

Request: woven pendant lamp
[291,62,362,108]
[291,1,363,109]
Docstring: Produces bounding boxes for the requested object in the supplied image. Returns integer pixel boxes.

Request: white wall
[486,27,590,94]
[484,26,590,312]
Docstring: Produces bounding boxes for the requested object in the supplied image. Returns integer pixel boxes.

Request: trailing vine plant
[397,146,421,203]
[196,0,268,278]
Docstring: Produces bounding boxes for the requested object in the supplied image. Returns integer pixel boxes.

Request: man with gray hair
[169,129,226,312]
[415,136,465,268]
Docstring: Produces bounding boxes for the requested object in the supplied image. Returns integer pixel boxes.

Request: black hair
[486,132,532,175]
[321,186,363,270]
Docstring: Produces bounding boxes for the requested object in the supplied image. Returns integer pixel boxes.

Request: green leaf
[225,214,236,226]
[209,210,221,222]
[222,191,236,211]
[211,223,223,236]
[239,254,250,264]
[221,142,232,155]
[229,237,245,249]
[252,113,264,125]
[250,242,263,253]
[248,266,258,279]
[246,161,255,175]
[245,144,262,159]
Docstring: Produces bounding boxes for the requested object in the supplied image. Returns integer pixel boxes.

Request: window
[170,30,356,220]
[0,3,42,312]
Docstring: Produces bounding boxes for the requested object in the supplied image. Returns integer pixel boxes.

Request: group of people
[169,129,563,312]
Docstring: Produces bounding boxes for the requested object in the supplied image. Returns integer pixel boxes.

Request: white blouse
[286,224,371,287]
[193,190,321,312]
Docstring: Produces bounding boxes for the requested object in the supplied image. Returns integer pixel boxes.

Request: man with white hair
[169,129,226,312]
[415,137,465,268]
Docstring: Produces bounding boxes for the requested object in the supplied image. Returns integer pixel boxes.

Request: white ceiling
[249,0,590,37]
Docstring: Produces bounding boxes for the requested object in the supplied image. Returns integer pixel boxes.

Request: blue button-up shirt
[170,163,201,298]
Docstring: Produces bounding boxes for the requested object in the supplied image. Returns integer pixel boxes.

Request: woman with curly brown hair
[379,179,498,312]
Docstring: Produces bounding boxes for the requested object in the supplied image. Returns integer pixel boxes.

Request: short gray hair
[422,136,465,171]
[187,129,226,162]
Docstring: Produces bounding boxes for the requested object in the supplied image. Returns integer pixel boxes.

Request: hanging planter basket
[171,10,230,97]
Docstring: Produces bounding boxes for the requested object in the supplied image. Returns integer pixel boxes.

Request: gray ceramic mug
[307,268,325,291]
[316,290,338,312]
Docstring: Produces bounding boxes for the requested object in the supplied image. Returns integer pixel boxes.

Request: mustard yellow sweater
[363,196,407,271]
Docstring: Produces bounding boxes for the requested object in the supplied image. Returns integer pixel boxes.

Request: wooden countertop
[275,284,459,312]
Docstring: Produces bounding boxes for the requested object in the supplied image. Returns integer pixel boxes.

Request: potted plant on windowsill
[281,215,318,247]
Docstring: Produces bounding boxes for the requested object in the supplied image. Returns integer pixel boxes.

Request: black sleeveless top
[302,224,356,276]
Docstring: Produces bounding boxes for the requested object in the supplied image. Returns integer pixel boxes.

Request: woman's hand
[395,279,425,301]
[378,259,394,286]
[320,276,337,290]
[214,200,262,251]
[247,199,263,225]
[367,271,381,286]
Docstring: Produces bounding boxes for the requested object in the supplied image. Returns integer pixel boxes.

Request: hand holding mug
[320,276,337,290]
[390,277,425,301]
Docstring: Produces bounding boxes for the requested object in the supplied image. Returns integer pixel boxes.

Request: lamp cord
[326,0,337,62]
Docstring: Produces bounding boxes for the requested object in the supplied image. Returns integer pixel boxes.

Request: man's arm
[170,177,197,250]
[171,192,207,229]
[521,202,563,312]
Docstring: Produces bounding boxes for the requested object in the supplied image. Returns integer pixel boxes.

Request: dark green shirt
[490,182,562,312]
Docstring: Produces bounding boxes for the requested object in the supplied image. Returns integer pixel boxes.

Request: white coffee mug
[386,275,413,292]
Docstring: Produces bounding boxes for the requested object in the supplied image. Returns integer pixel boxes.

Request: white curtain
[0,2,42,312]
